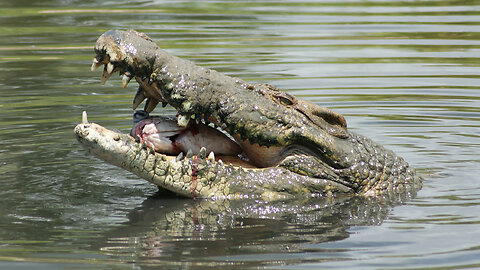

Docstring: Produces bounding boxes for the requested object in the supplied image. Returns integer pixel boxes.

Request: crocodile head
[76,29,422,199]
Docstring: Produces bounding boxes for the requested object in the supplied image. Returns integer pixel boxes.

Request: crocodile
[74,29,422,200]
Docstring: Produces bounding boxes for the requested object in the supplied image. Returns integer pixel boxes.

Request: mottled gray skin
[75,29,422,199]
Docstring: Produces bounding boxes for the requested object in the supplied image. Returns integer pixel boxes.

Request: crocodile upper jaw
[91,31,288,168]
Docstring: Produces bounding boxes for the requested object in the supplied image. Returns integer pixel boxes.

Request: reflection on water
[99,194,390,268]
[0,0,480,269]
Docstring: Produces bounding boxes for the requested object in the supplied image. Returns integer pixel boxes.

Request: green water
[1,0,480,269]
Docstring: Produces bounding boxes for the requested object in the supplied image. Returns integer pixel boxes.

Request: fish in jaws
[130,110,241,156]
[74,29,423,200]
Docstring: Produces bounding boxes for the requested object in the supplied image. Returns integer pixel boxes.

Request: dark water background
[1,0,479,269]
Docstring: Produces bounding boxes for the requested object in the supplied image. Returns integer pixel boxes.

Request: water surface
[1,0,480,269]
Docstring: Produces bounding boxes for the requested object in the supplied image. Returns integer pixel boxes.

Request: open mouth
[90,52,280,169]
[88,29,353,170]
[77,30,424,199]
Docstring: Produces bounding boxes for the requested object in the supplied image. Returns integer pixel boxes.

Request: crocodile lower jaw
[77,111,257,170]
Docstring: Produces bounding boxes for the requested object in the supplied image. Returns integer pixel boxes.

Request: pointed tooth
[91,58,102,71]
[162,102,168,108]
[121,74,132,88]
[218,159,223,166]
[207,151,215,161]
[176,152,184,161]
[186,149,193,158]
[144,98,159,113]
[82,111,88,124]
[106,62,115,74]
[100,65,113,85]
[177,114,190,127]
[199,147,207,159]
[133,88,146,110]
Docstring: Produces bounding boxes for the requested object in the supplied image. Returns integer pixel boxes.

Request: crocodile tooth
[121,74,132,88]
[91,58,102,71]
[106,62,115,74]
[133,88,146,110]
[144,98,159,113]
[162,102,168,108]
[82,111,89,124]
[177,114,190,127]
[186,149,193,158]
[176,152,184,161]
[100,65,113,85]
[218,159,223,166]
[199,147,207,159]
[207,151,215,161]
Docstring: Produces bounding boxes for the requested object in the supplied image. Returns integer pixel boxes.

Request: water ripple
[0,0,479,269]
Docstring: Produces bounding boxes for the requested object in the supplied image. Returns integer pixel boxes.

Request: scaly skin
[75,29,422,199]
[75,119,352,199]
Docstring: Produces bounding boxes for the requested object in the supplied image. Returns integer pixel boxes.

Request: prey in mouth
[76,29,422,199]
[130,110,241,157]
[89,29,309,168]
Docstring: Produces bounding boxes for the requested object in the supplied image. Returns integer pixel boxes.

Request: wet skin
[74,29,422,199]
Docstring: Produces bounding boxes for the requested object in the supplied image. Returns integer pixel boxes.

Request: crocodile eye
[277,96,293,105]
[273,93,295,106]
